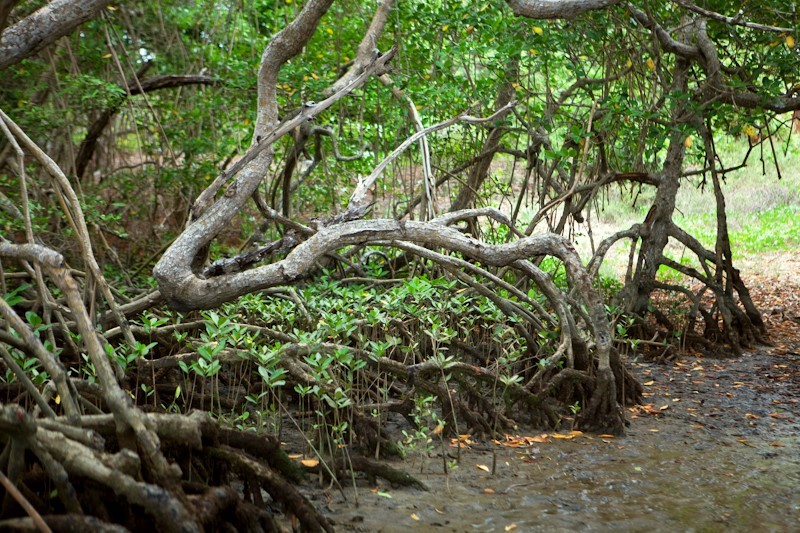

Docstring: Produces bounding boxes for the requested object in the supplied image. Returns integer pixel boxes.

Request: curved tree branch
[323,0,395,97]
[672,0,793,33]
[628,6,800,113]
[627,4,703,60]
[0,0,113,69]
[505,0,623,19]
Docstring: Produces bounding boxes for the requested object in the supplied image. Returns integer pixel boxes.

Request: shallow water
[319,425,799,532]
[310,351,800,532]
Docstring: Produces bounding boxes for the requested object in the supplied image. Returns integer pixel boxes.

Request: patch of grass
[676,135,800,220]
[678,204,800,255]
[578,134,800,279]
[673,136,800,256]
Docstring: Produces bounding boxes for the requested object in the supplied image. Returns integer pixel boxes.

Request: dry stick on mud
[0,462,51,532]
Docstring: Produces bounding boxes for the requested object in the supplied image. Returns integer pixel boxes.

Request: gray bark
[0,0,113,70]
[625,58,690,316]
[505,0,622,19]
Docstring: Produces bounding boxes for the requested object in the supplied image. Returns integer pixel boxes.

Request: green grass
[674,135,800,257]
[578,134,800,278]
[678,204,800,255]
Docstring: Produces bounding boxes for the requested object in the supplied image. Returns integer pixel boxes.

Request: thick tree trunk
[624,57,689,317]
[625,144,683,316]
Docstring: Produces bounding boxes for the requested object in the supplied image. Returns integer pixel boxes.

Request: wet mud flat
[305,348,800,532]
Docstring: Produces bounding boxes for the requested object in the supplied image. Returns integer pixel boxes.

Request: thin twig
[0,469,52,533]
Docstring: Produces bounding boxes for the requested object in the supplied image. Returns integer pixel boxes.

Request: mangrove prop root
[579,367,626,434]
[217,428,305,484]
[334,456,429,491]
[209,445,334,533]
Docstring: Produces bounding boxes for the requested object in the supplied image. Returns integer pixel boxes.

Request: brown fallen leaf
[745,413,759,419]
[483,488,495,494]
[450,435,475,448]
[770,442,785,447]
[499,434,550,446]
[637,404,663,415]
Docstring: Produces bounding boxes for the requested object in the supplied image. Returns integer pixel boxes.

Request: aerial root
[327,456,429,491]
[209,445,334,533]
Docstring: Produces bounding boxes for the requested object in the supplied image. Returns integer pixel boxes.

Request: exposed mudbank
[302,347,799,532]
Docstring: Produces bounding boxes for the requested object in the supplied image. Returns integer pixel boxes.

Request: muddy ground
[296,270,800,532]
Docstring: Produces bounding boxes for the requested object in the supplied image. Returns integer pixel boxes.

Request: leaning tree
[0,0,797,530]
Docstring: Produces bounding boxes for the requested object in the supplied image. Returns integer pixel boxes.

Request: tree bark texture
[624,48,690,316]
[505,0,623,19]
[0,0,114,69]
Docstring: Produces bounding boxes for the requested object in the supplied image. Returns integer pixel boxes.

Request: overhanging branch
[505,0,623,19]
[0,0,113,69]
